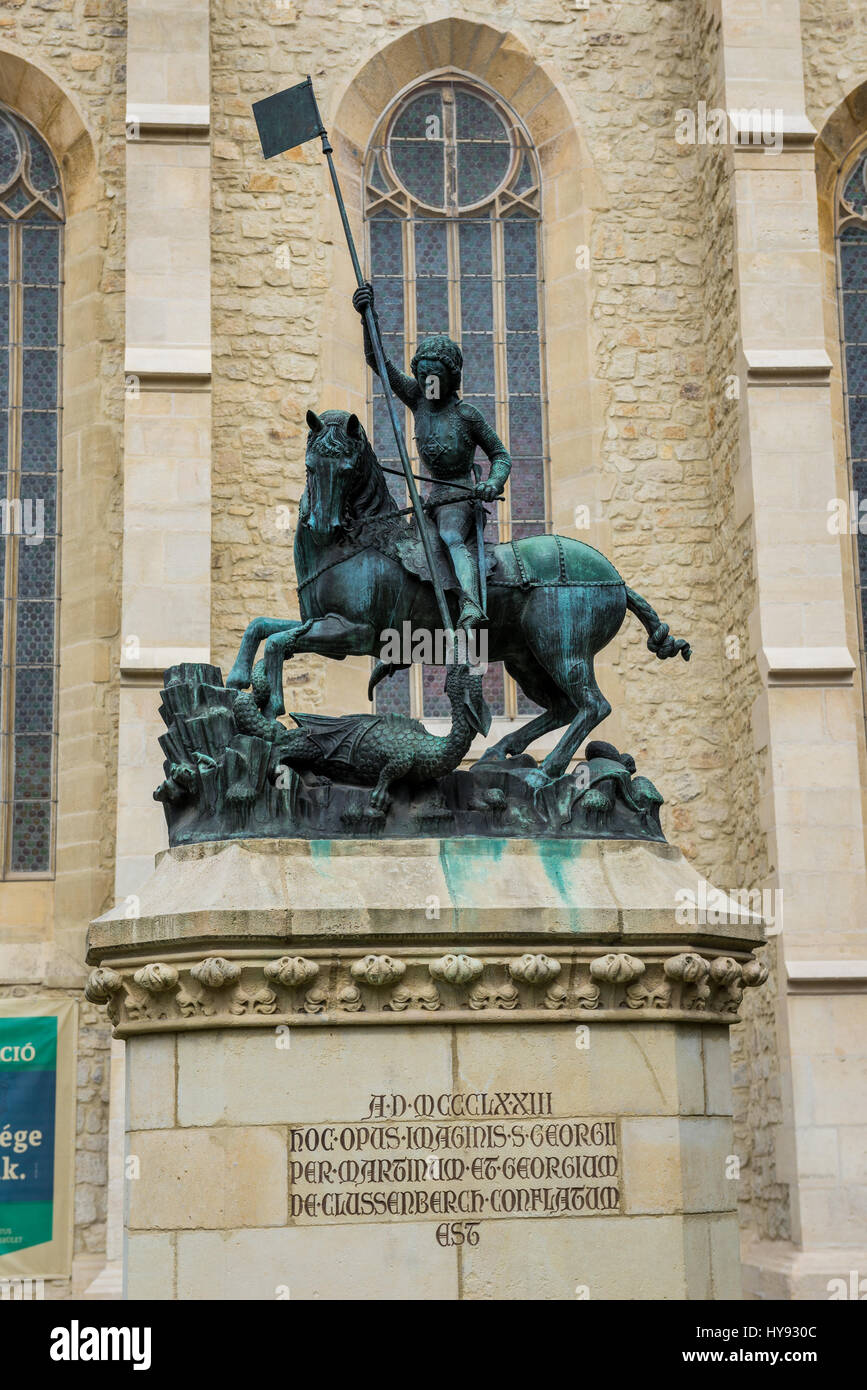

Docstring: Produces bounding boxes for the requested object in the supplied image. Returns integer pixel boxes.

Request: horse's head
[303,408,368,540]
[302,408,394,542]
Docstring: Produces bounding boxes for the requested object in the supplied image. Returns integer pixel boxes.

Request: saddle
[357,518,620,602]
[358,511,461,596]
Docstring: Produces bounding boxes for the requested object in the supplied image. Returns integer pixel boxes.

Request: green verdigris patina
[154,286,691,846]
[153,656,666,845]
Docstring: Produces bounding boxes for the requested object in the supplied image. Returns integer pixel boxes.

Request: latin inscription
[289,1092,620,1235]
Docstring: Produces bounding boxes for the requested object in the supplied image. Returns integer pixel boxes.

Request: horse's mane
[346,432,399,526]
[311,409,399,530]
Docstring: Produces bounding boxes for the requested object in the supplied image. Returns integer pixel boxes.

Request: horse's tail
[625,587,692,661]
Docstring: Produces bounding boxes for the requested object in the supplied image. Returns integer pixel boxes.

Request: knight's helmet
[410,334,463,392]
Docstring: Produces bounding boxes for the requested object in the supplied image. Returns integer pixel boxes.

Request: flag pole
[306,82,456,638]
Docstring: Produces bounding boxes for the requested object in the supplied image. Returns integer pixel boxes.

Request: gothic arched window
[0,107,63,876]
[364,78,548,720]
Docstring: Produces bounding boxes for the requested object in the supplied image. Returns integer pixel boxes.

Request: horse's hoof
[477,746,510,765]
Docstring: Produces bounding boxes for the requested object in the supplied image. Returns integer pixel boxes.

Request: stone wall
[803,1,867,842]
[686,2,784,1242]
[2,0,126,942]
[576,1,730,875]
[72,999,112,1263]
[210,0,327,711]
[4,0,861,1293]
[0,0,126,1288]
[802,0,867,128]
[802,6,867,793]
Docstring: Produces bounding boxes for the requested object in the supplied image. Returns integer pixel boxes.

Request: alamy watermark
[828,492,867,533]
[1,1277,44,1299]
[827,1270,866,1299]
[50,1323,152,1370]
[675,102,784,154]
[379,623,488,673]
[675,880,782,933]
[0,498,44,545]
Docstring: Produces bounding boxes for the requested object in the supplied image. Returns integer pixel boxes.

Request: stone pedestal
[85,837,766,1301]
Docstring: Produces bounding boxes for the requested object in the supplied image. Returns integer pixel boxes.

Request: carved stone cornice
[86,838,769,1034]
[85,945,768,1037]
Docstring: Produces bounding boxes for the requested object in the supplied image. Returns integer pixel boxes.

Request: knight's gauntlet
[487,461,511,495]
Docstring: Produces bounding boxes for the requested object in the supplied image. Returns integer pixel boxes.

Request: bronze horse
[226,410,691,782]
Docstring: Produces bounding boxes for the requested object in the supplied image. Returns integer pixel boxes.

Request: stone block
[128,1126,287,1230]
[812,1054,867,1126]
[176,1026,452,1127]
[703,1027,735,1114]
[175,1223,458,1300]
[453,1021,705,1118]
[126,1034,176,1131]
[126,1233,175,1300]
[621,1116,736,1214]
[462,1214,694,1300]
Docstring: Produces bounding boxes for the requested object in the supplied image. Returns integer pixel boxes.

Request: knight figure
[353,282,510,632]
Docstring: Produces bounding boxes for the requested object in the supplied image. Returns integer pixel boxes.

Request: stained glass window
[365,79,548,719]
[0,107,62,876]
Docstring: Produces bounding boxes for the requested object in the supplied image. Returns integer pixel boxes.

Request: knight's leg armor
[447,540,485,630]
[436,500,486,631]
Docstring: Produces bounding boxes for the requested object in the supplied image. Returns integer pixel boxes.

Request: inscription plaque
[289,1091,620,1235]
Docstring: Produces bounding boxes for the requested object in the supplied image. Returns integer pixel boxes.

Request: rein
[296,541,375,593]
[297,440,479,593]
[346,494,467,535]
[378,463,476,495]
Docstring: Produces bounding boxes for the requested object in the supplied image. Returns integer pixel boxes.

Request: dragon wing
[288,711,383,764]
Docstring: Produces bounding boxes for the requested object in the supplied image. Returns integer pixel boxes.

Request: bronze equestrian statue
[226,406,691,787]
[157,80,688,842]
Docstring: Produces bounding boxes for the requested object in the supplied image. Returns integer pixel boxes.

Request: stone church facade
[0,0,864,1298]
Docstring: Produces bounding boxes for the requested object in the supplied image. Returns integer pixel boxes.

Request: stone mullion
[535,216,551,541]
[400,209,423,718]
[833,159,867,736]
[490,216,518,719]
[447,216,461,353]
[491,216,511,542]
[0,221,21,874]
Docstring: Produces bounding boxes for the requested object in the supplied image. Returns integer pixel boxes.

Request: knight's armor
[360,309,511,629]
